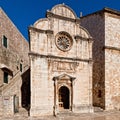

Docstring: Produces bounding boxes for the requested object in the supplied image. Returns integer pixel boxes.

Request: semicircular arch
[51,4,77,19]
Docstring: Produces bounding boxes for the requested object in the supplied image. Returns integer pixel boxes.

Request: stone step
[58,110,75,116]
[94,107,104,112]
[15,107,29,117]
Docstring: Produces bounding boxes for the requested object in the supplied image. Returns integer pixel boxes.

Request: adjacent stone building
[29,4,93,116]
[0,8,29,116]
[81,8,120,111]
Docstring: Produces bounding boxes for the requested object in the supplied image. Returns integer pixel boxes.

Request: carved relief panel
[52,60,78,72]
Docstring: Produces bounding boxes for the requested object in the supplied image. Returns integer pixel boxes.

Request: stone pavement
[0,111,120,120]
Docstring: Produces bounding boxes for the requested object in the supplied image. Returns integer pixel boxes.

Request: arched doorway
[59,86,69,110]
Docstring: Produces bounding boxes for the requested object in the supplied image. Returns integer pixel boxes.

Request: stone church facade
[29,4,93,116]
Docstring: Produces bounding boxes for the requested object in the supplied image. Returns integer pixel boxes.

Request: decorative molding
[52,61,78,72]
[53,73,76,81]
[46,11,80,23]
[29,51,92,63]
[74,35,93,42]
[29,26,54,34]
[46,30,54,34]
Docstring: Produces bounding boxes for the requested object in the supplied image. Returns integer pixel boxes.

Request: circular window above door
[56,32,73,52]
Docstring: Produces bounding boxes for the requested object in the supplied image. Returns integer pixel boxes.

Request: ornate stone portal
[53,74,75,115]
[29,4,93,116]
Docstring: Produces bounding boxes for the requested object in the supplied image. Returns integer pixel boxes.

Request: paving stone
[1,111,120,120]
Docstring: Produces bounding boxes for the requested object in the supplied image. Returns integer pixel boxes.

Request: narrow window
[4,72,8,83]
[3,35,7,48]
[20,63,22,72]
[98,90,102,98]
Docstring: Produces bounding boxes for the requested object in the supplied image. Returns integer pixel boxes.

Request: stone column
[46,30,53,55]
[88,37,93,112]
[71,78,75,112]
[88,60,93,112]
[88,37,93,59]
[75,38,78,58]
[53,78,58,116]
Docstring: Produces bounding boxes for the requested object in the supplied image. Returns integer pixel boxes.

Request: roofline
[81,7,120,18]
[50,4,77,19]
[0,7,5,13]
[0,7,28,42]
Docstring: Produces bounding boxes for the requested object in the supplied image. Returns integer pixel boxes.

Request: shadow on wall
[92,26,105,109]
[21,68,30,112]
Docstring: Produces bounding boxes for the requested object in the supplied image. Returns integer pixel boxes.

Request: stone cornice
[104,46,120,51]
[46,11,80,23]
[81,7,120,19]
[29,26,54,34]
[53,74,76,81]
[29,51,92,63]
[103,7,120,16]
[74,35,93,42]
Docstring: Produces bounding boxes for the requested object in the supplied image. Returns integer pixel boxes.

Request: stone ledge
[46,11,80,23]
[29,26,54,34]
[29,52,92,63]
[74,35,93,42]
[104,46,120,51]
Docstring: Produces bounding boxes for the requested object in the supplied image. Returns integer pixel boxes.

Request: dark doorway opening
[14,95,19,113]
[59,86,69,109]
[21,68,30,112]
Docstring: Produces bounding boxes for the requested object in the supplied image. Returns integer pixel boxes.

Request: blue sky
[0,0,120,40]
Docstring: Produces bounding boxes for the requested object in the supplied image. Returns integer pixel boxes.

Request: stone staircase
[58,107,104,117]
[2,71,20,94]
[0,66,30,94]
[0,67,30,117]
[58,110,79,117]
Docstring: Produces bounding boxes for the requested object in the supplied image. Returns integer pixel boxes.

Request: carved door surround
[53,74,75,116]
